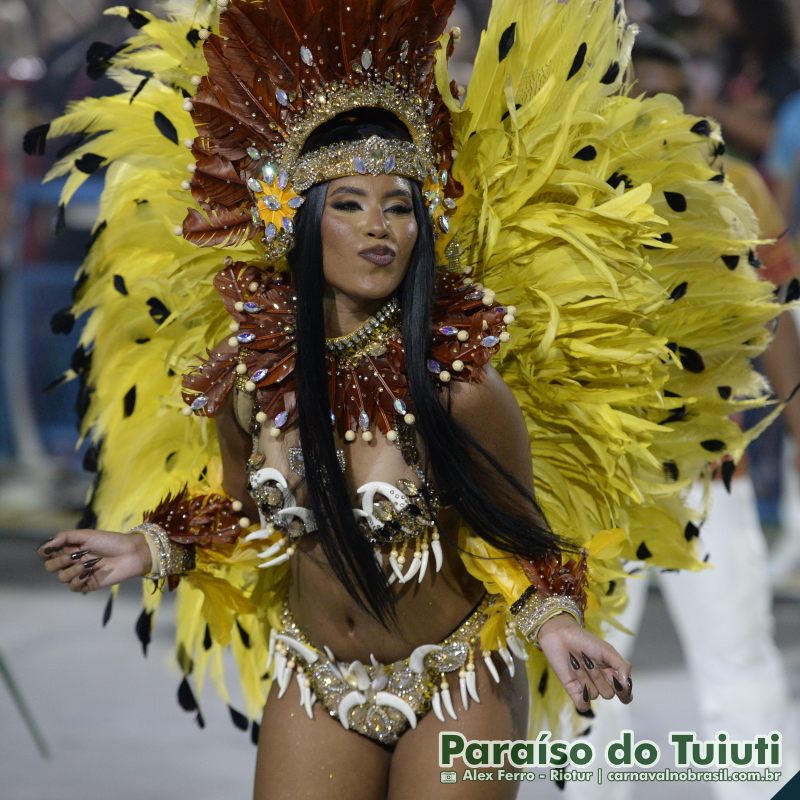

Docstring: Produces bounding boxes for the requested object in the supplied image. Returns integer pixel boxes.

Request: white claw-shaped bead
[266,628,277,670]
[374,548,383,568]
[250,467,288,490]
[431,537,443,572]
[506,633,529,661]
[277,659,293,698]
[441,685,458,720]
[432,689,445,722]
[276,506,317,532]
[244,527,273,542]
[402,553,421,582]
[323,645,336,662]
[347,660,371,691]
[304,690,316,719]
[372,672,388,692]
[256,537,288,559]
[297,673,309,707]
[337,691,366,730]
[498,646,515,677]
[273,649,286,682]
[375,691,417,729]
[370,653,379,667]
[408,644,442,674]
[275,634,319,664]
[389,554,405,582]
[418,548,429,583]
[459,674,469,711]
[357,481,410,515]
[466,669,481,703]
[258,552,293,568]
[483,653,501,684]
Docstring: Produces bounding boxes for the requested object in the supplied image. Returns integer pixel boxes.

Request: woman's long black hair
[289,111,569,625]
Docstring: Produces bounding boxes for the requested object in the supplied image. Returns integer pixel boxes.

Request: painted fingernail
[43,546,59,555]
[78,567,96,580]
[582,685,589,703]
[627,676,633,690]
[613,676,624,692]
[581,652,595,669]
[569,653,581,671]
[37,537,55,549]
[82,557,102,569]
[70,549,90,561]
[577,707,595,718]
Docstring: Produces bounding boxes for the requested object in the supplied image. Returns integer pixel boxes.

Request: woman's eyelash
[330,201,413,214]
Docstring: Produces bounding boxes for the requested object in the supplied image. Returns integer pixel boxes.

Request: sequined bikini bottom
[268,593,518,745]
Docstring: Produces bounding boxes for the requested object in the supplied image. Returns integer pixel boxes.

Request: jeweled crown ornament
[182,0,461,260]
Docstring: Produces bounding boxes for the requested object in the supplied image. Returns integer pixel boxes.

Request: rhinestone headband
[292,136,426,192]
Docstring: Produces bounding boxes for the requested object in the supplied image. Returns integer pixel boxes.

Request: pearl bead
[238,517,250,528]
[245,380,256,392]
[269,426,281,438]
[235,363,247,374]
[232,500,243,512]
[198,28,210,40]
[190,75,201,86]
[452,359,464,372]
[229,321,240,331]
[181,406,193,416]
[403,413,415,425]
[362,431,373,443]
[439,370,451,383]
[457,330,469,342]
[499,332,511,342]
[503,313,515,325]
[227,337,238,347]
[183,139,194,149]
[173,225,183,236]
[255,411,267,424]
[386,430,398,442]
[248,281,259,292]
[234,301,244,312]
[507,305,517,315]
[182,99,194,111]
[187,163,196,172]
[345,430,356,442]
[180,180,191,190]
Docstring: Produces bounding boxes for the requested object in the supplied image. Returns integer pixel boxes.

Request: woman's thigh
[387,655,530,800]
[254,678,393,800]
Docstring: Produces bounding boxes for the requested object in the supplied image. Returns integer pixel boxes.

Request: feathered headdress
[184,0,459,257]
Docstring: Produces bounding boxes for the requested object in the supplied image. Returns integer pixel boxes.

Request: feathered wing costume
[30,0,793,735]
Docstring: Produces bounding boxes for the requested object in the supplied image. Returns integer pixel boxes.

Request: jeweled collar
[182,263,512,443]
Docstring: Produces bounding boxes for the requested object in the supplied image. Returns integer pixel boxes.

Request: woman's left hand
[537,613,633,714]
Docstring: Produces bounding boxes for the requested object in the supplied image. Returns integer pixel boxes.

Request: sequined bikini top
[243,423,445,585]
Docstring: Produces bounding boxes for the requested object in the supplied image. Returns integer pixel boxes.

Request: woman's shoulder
[447,364,525,434]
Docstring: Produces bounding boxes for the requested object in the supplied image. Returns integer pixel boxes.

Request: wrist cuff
[511,589,583,648]
[131,523,195,579]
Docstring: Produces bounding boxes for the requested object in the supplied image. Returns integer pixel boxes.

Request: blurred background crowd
[0,2,798,799]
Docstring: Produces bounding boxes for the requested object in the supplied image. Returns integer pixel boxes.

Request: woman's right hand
[36,529,152,593]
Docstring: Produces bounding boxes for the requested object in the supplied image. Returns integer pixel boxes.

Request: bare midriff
[256,425,486,664]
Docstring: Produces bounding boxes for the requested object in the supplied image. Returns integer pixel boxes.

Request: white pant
[561,477,798,800]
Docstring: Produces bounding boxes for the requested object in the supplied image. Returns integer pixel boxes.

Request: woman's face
[320,173,418,308]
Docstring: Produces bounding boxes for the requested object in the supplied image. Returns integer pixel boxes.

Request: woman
[38,112,633,798]
[32,0,784,797]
